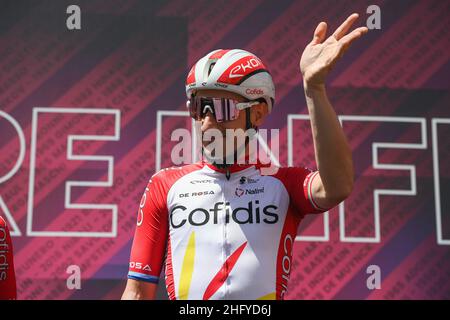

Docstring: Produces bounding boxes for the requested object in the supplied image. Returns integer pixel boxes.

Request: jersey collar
[200,158,272,174]
[202,161,254,174]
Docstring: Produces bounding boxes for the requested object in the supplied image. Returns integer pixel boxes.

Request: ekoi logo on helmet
[218,56,267,84]
[228,58,263,79]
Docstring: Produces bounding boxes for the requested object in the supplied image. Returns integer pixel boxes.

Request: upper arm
[275,167,331,215]
[309,170,348,210]
[127,173,169,286]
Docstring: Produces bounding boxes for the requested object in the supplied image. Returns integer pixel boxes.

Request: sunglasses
[187,96,262,122]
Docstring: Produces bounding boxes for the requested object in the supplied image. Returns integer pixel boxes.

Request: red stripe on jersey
[275,208,301,300]
[165,233,176,300]
[270,167,322,299]
[203,241,247,300]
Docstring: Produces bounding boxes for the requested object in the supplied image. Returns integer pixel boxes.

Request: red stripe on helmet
[186,63,196,85]
[209,49,230,59]
[217,55,267,85]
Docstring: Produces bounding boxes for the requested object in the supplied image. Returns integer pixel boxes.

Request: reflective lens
[187,96,259,122]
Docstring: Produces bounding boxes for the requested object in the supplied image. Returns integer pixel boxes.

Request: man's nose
[200,111,219,132]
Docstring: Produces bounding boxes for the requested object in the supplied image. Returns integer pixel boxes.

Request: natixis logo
[235,187,264,197]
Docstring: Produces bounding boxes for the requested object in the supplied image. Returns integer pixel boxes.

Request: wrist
[303,80,326,96]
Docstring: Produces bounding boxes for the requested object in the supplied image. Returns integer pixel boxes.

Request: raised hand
[300,13,368,87]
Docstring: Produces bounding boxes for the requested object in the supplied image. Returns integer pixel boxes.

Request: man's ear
[250,103,268,127]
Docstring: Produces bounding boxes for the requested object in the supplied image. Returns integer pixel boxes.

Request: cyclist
[122,13,367,300]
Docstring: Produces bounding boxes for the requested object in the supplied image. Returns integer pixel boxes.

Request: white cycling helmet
[185,49,275,112]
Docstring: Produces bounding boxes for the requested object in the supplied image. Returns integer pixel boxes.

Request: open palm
[300,13,368,86]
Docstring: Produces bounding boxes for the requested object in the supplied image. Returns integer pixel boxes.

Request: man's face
[194,89,267,164]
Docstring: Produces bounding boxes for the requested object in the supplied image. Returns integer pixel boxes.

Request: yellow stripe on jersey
[178,232,196,300]
[257,292,276,300]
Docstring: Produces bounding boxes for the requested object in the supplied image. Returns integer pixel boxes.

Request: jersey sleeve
[0,216,17,300]
[127,172,169,284]
[275,167,330,216]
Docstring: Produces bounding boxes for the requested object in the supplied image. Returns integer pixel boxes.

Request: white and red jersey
[127,161,328,300]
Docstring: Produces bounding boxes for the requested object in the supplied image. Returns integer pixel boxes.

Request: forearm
[121,279,157,300]
[304,82,354,199]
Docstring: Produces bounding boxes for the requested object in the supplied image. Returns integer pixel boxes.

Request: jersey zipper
[219,172,228,299]
[223,169,230,298]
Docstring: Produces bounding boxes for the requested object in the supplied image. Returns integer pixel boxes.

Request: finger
[310,22,327,45]
[332,13,359,40]
[340,26,368,48]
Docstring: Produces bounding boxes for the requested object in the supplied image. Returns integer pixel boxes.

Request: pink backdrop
[0,0,449,299]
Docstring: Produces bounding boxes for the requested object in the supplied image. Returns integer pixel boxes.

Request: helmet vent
[207,62,216,76]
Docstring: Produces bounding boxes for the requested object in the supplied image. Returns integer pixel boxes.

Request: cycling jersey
[0,215,17,300]
[127,161,328,300]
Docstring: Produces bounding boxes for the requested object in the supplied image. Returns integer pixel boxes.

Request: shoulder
[139,163,204,208]
[263,166,315,180]
[148,162,204,189]
[261,166,317,193]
